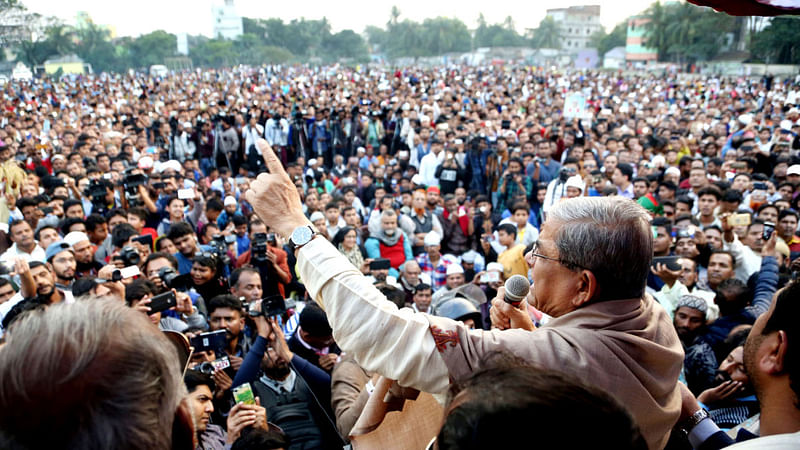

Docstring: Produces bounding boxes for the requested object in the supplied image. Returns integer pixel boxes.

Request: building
[40,55,92,75]
[603,46,626,69]
[545,5,602,51]
[212,0,243,40]
[626,16,657,64]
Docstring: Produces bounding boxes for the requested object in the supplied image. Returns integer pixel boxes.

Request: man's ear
[573,270,598,307]
[761,330,789,375]
[172,397,196,450]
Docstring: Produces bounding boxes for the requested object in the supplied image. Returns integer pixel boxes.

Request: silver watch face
[291,226,313,246]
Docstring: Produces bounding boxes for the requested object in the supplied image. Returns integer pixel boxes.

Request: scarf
[339,244,364,270]
[373,228,402,247]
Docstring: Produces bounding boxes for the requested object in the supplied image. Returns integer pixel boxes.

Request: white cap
[224,196,237,206]
[411,174,423,185]
[665,167,681,178]
[137,156,154,170]
[486,262,504,273]
[63,231,89,247]
[309,211,325,222]
[182,122,192,128]
[158,159,182,174]
[780,120,794,131]
[787,165,800,176]
[308,158,318,166]
[461,250,479,263]
[564,175,585,192]
[423,231,441,247]
[446,264,464,276]
[357,146,366,154]
[738,114,752,125]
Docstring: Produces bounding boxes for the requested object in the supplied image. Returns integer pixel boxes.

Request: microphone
[503,274,530,307]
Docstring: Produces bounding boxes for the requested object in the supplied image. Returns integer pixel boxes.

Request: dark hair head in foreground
[436,360,647,450]
[0,299,186,450]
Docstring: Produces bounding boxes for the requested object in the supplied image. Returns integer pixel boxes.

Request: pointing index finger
[257,139,288,178]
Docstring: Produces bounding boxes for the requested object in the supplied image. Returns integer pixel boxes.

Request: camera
[121,170,147,207]
[158,266,185,291]
[197,356,231,375]
[118,246,141,266]
[210,234,232,267]
[85,179,108,204]
[248,295,287,318]
[252,232,269,264]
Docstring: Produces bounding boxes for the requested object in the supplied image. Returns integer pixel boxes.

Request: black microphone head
[504,274,531,304]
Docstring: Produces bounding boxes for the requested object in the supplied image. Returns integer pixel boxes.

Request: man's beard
[384,228,395,236]
[264,362,291,380]
[374,272,387,282]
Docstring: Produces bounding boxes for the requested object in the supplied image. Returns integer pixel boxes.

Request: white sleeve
[297,238,450,394]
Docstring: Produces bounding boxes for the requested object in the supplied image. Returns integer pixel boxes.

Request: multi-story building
[625,16,658,64]
[545,5,602,51]
[212,0,243,40]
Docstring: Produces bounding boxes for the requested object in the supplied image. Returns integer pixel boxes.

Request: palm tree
[532,16,561,49]
[643,1,669,61]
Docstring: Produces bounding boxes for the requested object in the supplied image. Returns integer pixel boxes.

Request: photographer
[434,150,467,196]
[230,266,263,304]
[143,251,208,328]
[231,310,339,449]
[235,219,290,297]
[496,157,533,214]
[189,252,230,306]
[125,278,194,332]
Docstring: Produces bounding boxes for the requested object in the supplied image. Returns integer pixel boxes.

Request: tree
[590,22,627,56]
[126,30,177,69]
[750,17,800,64]
[322,29,368,61]
[73,21,118,72]
[644,1,736,63]
[530,16,561,49]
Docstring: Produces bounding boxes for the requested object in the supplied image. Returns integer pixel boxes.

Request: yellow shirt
[498,244,528,279]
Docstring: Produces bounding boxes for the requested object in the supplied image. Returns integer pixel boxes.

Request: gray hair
[548,197,653,301]
[0,298,185,450]
[381,209,397,220]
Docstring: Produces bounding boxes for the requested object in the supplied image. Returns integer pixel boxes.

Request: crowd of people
[0,63,799,449]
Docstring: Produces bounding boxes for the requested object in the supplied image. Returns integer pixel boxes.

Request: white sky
[21,0,648,38]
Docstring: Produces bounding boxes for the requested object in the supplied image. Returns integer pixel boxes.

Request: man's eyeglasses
[529,241,586,272]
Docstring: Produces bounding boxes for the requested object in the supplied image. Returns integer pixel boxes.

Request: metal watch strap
[680,408,709,434]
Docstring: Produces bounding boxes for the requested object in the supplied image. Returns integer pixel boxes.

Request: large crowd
[0,63,799,450]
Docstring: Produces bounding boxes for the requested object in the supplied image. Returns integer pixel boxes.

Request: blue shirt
[174,245,212,275]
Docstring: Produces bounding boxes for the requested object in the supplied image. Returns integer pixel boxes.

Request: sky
[21,0,649,39]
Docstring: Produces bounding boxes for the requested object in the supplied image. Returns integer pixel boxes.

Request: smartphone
[41,206,54,215]
[232,383,256,405]
[133,234,154,249]
[652,256,682,272]
[501,119,511,130]
[727,213,751,227]
[177,188,194,200]
[369,258,391,271]
[149,291,177,314]
[119,265,140,279]
[480,271,500,283]
[190,329,227,354]
[763,221,776,241]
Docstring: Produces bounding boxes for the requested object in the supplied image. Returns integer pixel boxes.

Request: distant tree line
[4,1,800,71]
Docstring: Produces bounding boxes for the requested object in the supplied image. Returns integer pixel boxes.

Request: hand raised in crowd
[13,257,35,299]
[319,353,338,371]
[697,380,745,405]
[173,290,193,315]
[245,139,310,239]
[761,229,778,258]
[490,286,535,332]
[650,262,681,288]
[212,369,233,398]
[226,399,268,444]
[229,355,243,371]
[267,317,294,363]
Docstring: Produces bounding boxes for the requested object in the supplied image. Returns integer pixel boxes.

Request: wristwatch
[680,408,709,435]
[288,225,317,253]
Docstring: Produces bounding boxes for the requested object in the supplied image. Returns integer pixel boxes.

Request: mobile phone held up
[149,291,177,314]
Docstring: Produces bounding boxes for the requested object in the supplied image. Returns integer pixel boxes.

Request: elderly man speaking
[246,139,682,449]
